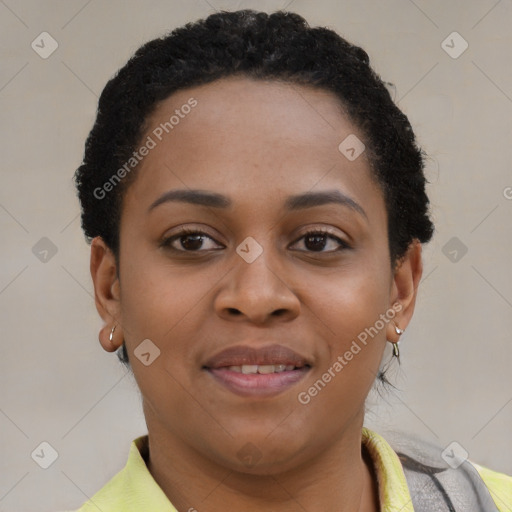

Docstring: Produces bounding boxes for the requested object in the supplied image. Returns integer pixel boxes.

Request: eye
[290,229,350,253]
[160,228,224,252]
[161,227,350,254]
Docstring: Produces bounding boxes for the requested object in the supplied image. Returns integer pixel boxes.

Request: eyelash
[160,227,350,254]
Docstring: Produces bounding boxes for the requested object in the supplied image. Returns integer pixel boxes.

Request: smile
[203,343,312,397]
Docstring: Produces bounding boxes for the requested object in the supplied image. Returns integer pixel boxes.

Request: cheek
[117,249,223,403]
[310,255,392,343]
[302,256,392,397]
[118,258,212,430]
[118,242,211,340]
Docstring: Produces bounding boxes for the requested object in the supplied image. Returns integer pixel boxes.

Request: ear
[90,236,123,353]
[386,240,423,342]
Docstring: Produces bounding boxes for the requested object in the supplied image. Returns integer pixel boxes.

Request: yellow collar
[362,427,414,511]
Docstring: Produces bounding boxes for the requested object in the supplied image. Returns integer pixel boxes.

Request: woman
[72,9,511,511]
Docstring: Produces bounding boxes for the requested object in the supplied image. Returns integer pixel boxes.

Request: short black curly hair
[75,9,434,368]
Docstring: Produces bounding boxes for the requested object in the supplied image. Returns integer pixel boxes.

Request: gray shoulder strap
[385,432,499,511]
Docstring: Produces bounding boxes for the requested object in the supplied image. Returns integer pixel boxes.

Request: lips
[203,344,312,397]
[203,344,311,369]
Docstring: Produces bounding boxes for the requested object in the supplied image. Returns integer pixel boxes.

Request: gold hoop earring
[109,325,116,347]
[391,322,404,359]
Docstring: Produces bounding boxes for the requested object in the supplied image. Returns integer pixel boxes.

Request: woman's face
[93,76,421,474]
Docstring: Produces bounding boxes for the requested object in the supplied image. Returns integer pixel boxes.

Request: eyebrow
[148,189,367,218]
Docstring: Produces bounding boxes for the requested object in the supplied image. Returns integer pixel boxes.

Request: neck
[144,412,379,512]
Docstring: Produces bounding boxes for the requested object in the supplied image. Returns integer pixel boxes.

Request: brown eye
[291,230,350,253]
[161,229,223,252]
[177,233,206,251]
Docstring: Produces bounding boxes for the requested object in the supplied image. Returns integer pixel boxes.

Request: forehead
[126,76,382,215]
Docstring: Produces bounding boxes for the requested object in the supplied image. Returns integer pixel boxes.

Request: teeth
[228,364,298,374]
[257,365,276,374]
[241,365,259,374]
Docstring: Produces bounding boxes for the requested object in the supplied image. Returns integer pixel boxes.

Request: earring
[109,324,116,348]
[392,322,404,359]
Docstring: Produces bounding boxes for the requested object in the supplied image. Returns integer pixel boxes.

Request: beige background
[1,1,511,510]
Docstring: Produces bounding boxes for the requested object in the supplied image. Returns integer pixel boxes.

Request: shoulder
[365,427,512,512]
[471,462,512,512]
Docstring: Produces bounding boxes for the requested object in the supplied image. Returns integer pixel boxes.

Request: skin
[90,76,423,512]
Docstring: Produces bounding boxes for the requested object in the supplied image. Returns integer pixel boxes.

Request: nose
[214,250,300,325]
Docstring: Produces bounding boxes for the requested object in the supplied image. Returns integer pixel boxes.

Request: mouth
[203,344,312,397]
[222,364,303,374]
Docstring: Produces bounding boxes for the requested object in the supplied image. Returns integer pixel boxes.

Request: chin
[207,433,312,476]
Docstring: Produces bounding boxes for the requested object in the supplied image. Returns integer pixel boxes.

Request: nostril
[227,308,242,315]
